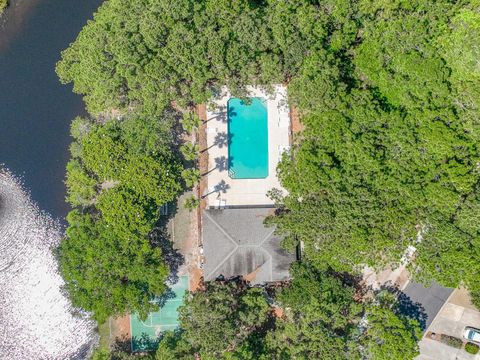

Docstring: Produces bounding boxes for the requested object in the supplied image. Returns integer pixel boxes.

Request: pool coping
[204,85,290,207]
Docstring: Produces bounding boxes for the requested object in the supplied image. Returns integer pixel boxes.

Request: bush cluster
[439,334,463,349]
[465,342,480,355]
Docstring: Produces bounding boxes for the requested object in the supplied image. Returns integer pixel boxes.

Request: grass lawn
[97,320,111,351]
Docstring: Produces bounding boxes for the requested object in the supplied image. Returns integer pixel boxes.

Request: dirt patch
[171,191,204,293]
[243,267,261,283]
[188,104,207,291]
[97,108,125,123]
[449,287,478,311]
[196,104,208,211]
[109,314,131,350]
[189,267,204,292]
[272,306,284,319]
[290,106,304,134]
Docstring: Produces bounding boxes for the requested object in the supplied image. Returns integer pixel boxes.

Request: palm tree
[180,143,199,161]
[182,168,201,188]
[184,195,200,211]
[181,112,202,135]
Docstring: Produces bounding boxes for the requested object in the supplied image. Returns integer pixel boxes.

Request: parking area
[418,288,480,360]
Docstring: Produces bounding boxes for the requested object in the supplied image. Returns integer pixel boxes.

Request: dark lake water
[0,2,102,358]
[0,0,101,219]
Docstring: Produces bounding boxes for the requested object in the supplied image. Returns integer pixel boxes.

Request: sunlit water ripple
[0,169,97,359]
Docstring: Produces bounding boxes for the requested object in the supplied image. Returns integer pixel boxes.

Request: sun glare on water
[0,170,96,359]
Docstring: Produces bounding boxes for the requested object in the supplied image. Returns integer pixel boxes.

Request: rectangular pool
[227,98,269,179]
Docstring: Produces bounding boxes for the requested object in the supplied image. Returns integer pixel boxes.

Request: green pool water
[130,276,189,352]
[228,98,269,179]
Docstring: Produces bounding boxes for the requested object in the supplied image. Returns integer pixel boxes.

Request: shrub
[439,334,463,349]
[184,195,200,211]
[0,0,7,13]
[465,342,480,355]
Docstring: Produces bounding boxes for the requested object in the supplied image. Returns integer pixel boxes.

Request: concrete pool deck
[204,85,290,207]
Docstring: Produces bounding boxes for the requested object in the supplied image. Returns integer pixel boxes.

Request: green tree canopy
[361,290,421,360]
[268,0,480,303]
[364,303,421,360]
[59,210,169,322]
[56,0,287,116]
[265,263,363,360]
[57,0,480,346]
[0,0,7,14]
[60,114,182,321]
[266,264,421,360]
[177,281,270,358]
[152,264,420,359]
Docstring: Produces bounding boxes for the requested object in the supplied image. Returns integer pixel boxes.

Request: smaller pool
[228,98,269,179]
[130,276,189,352]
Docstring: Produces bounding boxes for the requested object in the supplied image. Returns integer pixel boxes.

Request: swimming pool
[227,98,268,179]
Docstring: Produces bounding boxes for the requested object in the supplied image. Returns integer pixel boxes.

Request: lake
[0,0,101,219]
[0,1,102,358]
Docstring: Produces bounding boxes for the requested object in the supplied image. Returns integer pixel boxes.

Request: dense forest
[56,0,480,359]
[94,265,420,359]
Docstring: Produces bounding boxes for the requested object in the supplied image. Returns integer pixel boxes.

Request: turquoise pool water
[228,98,268,179]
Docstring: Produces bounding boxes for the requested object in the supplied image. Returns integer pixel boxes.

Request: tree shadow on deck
[201,156,228,177]
[205,104,227,124]
[202,179,230,199]
[200,131,229,153]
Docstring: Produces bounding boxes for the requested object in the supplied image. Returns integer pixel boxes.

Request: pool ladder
[228,169,236,178]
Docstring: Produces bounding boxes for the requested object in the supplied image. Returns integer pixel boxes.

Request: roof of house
[402,281,453,331]
[202,208,295,285]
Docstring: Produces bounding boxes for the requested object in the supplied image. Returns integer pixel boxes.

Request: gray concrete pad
[430,313,466,337]
[419,338,466,360]
[442,303,465,321]
[417,288,480,360]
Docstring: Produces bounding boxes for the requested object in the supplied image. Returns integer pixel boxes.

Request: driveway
[418,338,478,360]
[417,288,480,360]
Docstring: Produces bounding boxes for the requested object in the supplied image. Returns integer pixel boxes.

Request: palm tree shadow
[200,131,229,153]
[215,156,228,171]
[201,156,227,176]
[202,179,230,198]
[207,105,228,123]
[214,131,229,148]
